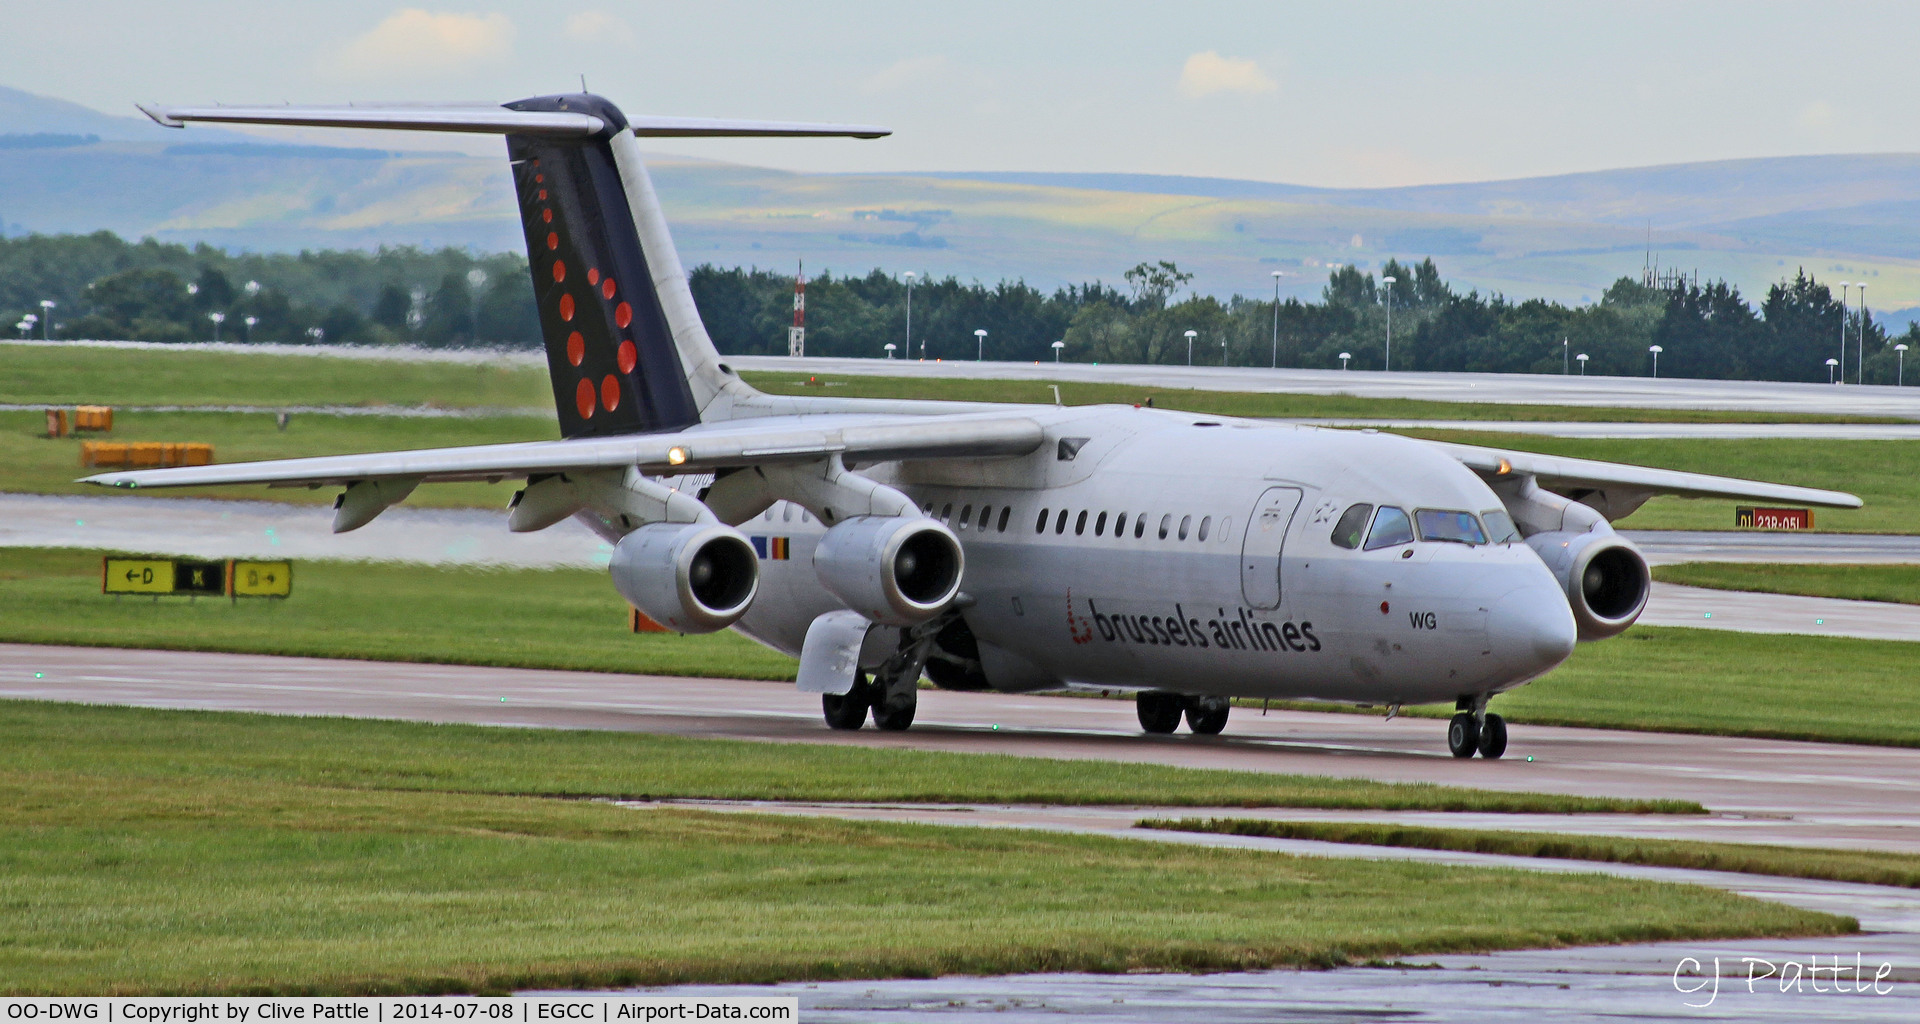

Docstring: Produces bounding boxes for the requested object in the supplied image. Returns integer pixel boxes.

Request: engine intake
[1525,530,1650,641]
[813,516,964,625]
[609,522,759,633]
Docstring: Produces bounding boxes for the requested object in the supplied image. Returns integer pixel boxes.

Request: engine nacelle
[1525,530,1650,641]
[813,516,964,625]
[609,522,759,633]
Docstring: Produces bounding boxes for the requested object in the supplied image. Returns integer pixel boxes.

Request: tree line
[3,230,1911,383]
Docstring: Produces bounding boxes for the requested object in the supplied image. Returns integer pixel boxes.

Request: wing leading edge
[79,413,1044,490]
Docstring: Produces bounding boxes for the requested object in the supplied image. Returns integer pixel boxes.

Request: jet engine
[813,516,964,625]
[1525,530,1650,641]
[609,522,759,633]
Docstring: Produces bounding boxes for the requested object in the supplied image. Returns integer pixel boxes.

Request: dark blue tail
[504,94,700,438]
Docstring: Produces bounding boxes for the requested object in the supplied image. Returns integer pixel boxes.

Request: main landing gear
[1137,691,1230,735]
[1447,695,1507,759]
[821,614,952,733]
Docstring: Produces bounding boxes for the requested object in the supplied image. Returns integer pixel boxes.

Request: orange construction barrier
[81,442,214,470]
[74,406,113,432]
[45,409,68,438]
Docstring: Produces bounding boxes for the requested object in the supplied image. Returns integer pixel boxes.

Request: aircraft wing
[80,412,1043,490]
[1427,437,1862,519]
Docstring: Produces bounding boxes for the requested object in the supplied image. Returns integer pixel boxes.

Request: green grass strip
[0,773,1828,995]
[1654,562,1920,606]
[0,699,1693,813]
[1141,818,1920,890]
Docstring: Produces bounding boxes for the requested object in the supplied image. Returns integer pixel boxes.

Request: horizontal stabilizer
[136,103,889,139]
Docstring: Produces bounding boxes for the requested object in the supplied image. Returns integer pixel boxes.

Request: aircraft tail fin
[139,97,889,436]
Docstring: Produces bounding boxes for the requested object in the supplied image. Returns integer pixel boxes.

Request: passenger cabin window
[1158,514,1172,540]
[941,502,953,522]
[1114,512,1128,537]
[1095,511,1108,536]
[980,505,993,531]
[1197,516,1211,542]
[1133,516,1146,539]
[1055,509,1069,534]
[998,507,1011,532]
[1417,509,1487,545]
[1482,509,1521,544]
[1074,510,1088,535]
[1363,506,1415,550]
[958,504,973,529]
[1330,503,1373,549]
[1035,508,1049,533]
[1178,515,1191,540]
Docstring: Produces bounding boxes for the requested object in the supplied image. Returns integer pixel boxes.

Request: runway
[737,355,1920,419]
[1301,418,1920,439]
[10,640,1920,1021]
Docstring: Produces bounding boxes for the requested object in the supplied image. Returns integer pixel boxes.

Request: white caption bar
[0,999,796,1024]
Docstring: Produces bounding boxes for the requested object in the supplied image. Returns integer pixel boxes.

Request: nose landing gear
[1448,695,1507,759]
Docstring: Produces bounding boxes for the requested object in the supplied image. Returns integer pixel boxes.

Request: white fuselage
[729,404,1577,705]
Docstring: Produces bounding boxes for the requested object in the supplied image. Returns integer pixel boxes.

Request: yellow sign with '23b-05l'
[102,557,291,598]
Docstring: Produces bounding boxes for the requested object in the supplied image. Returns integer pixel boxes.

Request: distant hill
[0,86,1915,309]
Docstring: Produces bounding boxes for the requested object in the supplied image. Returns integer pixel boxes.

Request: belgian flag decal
[750,536,790,560]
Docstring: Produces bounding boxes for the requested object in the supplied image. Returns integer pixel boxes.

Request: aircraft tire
[1477,713,1508,759]
[872,693,917,731]
[1184,696,1230,735]
[1136,691,1183,734]
[822,673,872,731]
[1447,713,1481,758]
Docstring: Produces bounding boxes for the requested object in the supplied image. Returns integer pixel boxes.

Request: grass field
[1140,818,1920,890]
[0,699,1686,814]
[1655,562,1920,605]
[6,548,1920,748]
[0,699,1837,994]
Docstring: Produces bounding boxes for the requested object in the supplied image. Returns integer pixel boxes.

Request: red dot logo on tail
[575,378,595,418]
[566,331,584,366]
[545,232,558,251]
[552,260,566,283]
[614,302,631,328]
[602,277,616,300]
[601,375,621,411]
[617,340,636,374]
[559,293,575,321]
[587,268,600,286]
[541,209,553,224]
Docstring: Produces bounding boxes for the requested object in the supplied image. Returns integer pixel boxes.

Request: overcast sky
[7,1,1918,187]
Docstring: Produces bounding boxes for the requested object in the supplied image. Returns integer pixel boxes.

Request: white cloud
[333,9,514,79]
[1177,51,1277,99]
[564,11,636,47]
[862,55,952,94]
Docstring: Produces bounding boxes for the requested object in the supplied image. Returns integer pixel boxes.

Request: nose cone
[1489,586,1577,680]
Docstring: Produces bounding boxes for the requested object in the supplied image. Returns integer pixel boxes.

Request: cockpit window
[1416,509,1487,545]
[1330,503,1373,549]
[1363,506,1415,550]
[1482,509,1521,544]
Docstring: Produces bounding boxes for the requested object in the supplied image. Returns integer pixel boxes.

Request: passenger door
[1240,486,1303,609]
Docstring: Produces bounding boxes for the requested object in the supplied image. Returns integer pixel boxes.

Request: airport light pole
[1649,344,1662,378]
[243,315,257,344]
[1576,352,1588,375]
[1051,339,1064,362]
[1857,283,1867,384]
[974,328,986,361]
[306,327,324,345]
[904,272,916,360]
[1381,275,1396,371]
[1826,357,1840,384]
[1270,270,1284,368]
[883,343,896,359]
[467,268,487,343]
[1338,351,1351,371]
[1562,337,1569,374]
[39,300,54,339]
[1184,329,1197,366]
[1837,282,1851,385]
[209,311,225,342]
[1898,343,1909,386]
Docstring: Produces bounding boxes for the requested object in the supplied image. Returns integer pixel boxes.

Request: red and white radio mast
[788,260,806,358]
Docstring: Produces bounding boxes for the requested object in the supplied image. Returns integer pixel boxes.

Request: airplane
[92,93,1862,758]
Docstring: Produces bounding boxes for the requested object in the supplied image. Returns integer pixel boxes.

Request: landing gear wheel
[822,673,872,731]
[1477,713,1507,759]
[1137,691,1183,734]
[871,692,917,731]
[1184,696,1230,735]
[1447,712,1481,759]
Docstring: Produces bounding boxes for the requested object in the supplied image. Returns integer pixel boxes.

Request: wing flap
[1431,439,1862,509]
[81,414,1043,491]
